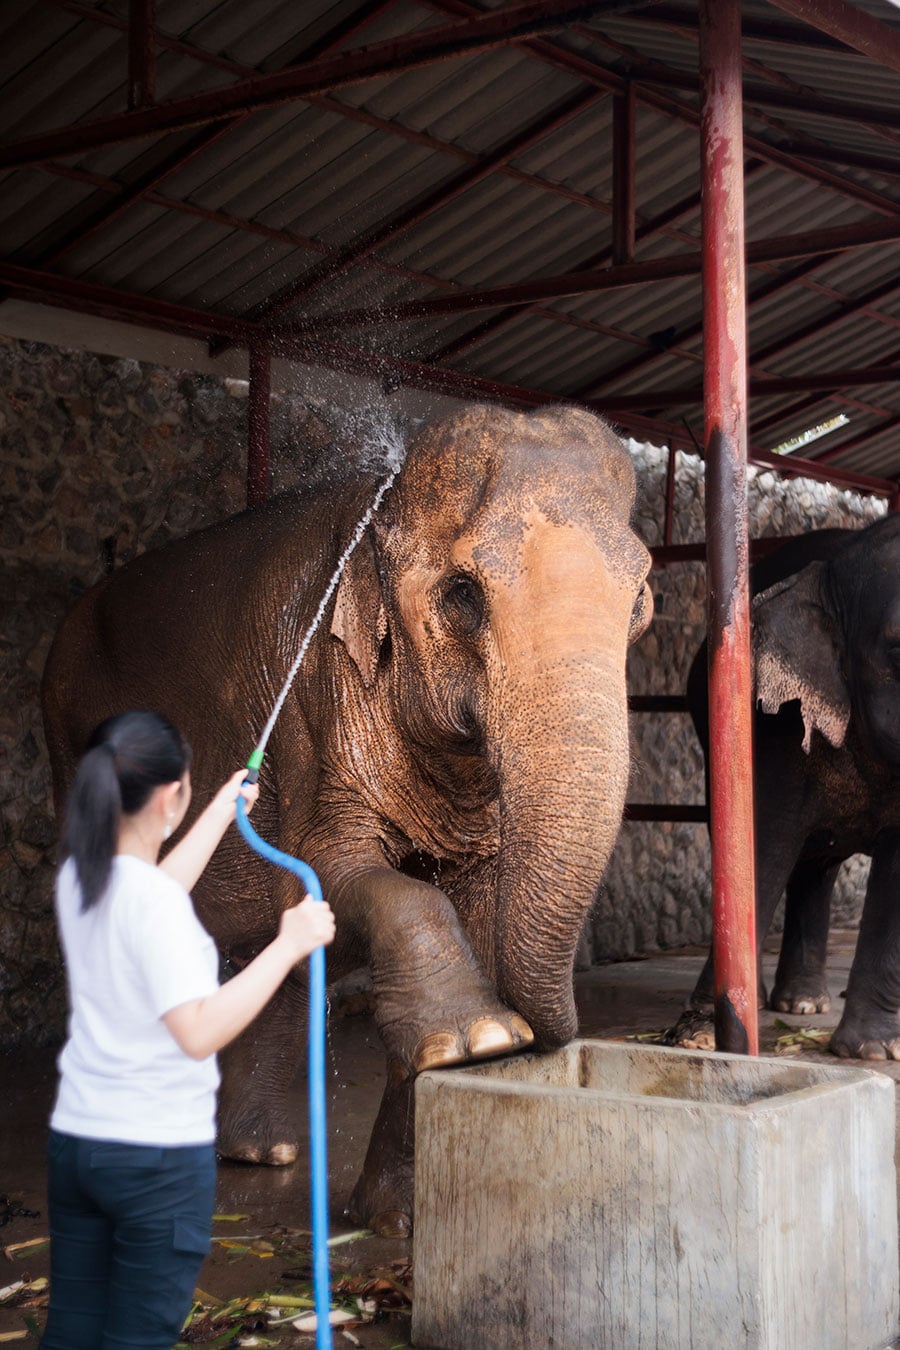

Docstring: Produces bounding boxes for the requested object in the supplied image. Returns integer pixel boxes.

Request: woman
[41,710,335,1350]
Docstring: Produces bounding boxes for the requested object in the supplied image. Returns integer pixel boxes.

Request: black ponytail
[61,711,192,911]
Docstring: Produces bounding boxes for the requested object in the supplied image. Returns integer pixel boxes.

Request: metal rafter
[2,0,403,295]
[26,0,900,399]
[765,0,900,75]
[601,365,900,414]
[0,1,633,168]
[0,257,893,497]
[287,217,900,330]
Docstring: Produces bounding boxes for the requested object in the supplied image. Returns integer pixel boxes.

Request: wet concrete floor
[2,933,899,1348]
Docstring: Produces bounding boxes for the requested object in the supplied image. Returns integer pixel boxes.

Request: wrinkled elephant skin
[41,404,652,1233]
[683,516,900,1060]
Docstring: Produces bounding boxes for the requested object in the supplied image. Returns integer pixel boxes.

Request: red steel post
[247,347,271,508]
[699,0,758,1055]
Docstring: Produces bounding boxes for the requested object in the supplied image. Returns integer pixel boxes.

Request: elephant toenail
[414,1031,466,1072]
[509,1015,534,1046]
[371,1209,411,1238]
[266,1143,298,1166]
[466,1018,513,1058]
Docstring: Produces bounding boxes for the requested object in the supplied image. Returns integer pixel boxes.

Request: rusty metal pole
[699,0,759,1055]
[247,346,271,507]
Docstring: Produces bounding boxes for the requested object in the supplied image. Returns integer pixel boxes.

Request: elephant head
[332,405,652,1047]
[753,513,900,772]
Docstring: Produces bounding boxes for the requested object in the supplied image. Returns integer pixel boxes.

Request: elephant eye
[441,573,485,636]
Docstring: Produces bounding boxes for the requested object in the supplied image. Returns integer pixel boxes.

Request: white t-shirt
[51,854,221,1146]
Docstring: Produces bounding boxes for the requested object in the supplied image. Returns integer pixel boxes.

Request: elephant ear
[753,561,850,753]
[330,529,388,689]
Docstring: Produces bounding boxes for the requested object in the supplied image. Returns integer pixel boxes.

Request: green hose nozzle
[244,746,264,784]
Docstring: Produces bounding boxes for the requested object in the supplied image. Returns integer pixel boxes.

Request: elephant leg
[346,1060,416,1238]
[682,750,808,1043]
[687,824,797,1013]
[328,864,532,1074]
[831,831,900,1060]
[770,859,839,1014]
[216,967,308,1165]
[326,860,531,1236]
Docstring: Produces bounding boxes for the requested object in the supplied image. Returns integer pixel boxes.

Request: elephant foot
[662,1008,715,1051]
[217,1105,299,1167]
[831,1007,900,1061]
[770,979,831,1016]
[415,1013,533,1072]
[347,1061,415,1238]
[347,1183,412,1239]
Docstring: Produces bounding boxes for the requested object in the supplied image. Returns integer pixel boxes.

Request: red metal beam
[601,365,900,413]
[700,0,758,1056]
[765,0,900,76]
[128,0,155,110]
[425,179,713,364]
[0,1,619,168]
[575,254,833,398]
[750,277,900,370]
[0,261,255,342]
[614,62,900,134]
[762,140,900,181]
[298,216,900,329]
[4,256,895,503]
[619,3,846,50]
[43,0,618,259]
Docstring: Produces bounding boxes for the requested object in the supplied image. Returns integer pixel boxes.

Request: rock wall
[0,335,386,1047]
[0,334,887,1044]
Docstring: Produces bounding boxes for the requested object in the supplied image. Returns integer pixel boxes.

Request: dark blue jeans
[41,1129,216,1350]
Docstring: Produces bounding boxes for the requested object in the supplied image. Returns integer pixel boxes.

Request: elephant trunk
[491,659,631,1048]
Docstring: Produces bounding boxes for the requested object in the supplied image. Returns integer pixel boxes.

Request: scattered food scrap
[773,1022,832,1055]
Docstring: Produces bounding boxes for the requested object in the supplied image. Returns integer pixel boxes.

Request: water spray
[236,459,400,1350]
[245,468,397,774]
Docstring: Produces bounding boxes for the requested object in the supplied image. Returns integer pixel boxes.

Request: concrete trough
[412,1040,898,1350]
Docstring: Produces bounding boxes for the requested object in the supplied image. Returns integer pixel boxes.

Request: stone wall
[0,335,377,1047]
[0,334,887,1044]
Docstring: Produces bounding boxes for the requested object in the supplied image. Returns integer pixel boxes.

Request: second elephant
[684,514,900,1058]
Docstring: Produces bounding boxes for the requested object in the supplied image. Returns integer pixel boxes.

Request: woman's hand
[210,769,260,822]
[160,769,259,891]
[165,898,337,1061]
[277,897,336,964]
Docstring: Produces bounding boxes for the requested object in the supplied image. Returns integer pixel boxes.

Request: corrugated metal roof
[0,0,898,491]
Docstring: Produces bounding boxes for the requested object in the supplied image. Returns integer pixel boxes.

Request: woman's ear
[331,529,388,689]
[753,561,850,753]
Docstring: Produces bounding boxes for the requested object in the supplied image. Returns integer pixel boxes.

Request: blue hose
[235,795,332,1350]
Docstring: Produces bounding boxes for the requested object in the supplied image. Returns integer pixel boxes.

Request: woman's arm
[163,897,335,1060]
[161,770,258,892]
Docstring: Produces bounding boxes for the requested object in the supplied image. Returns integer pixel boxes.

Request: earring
[163,811,174,841]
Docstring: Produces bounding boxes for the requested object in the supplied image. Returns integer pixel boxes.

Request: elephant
[679,513,900,1059]
[41,403,653,1234]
